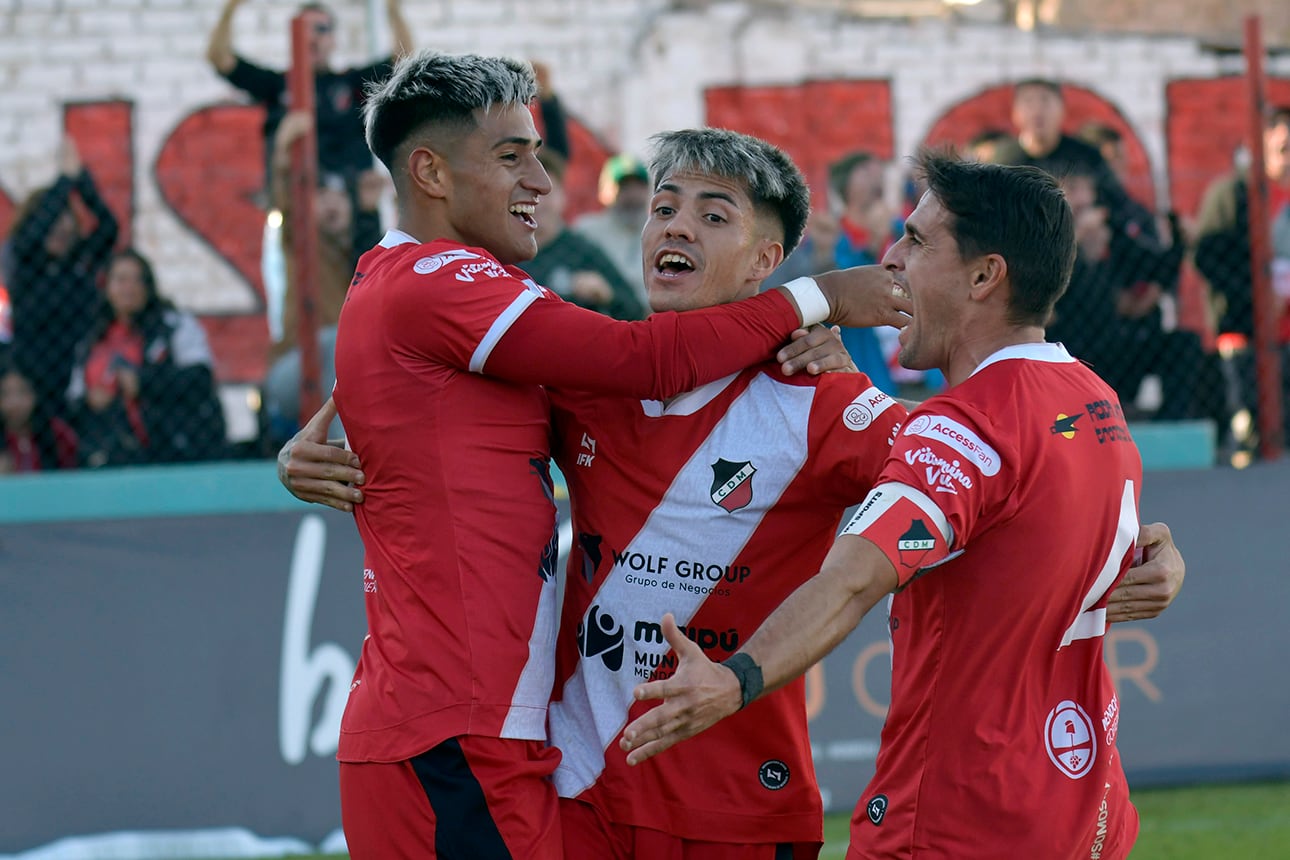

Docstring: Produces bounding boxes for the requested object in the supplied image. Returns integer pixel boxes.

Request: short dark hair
[1268,106,1290,129]
[1014,78,1063,101]
[648,128,811,257]
[363,51,537,175]
[915,149,1075,327]
[828,151,876,204]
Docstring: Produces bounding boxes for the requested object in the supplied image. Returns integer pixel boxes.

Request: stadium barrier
[1,457,1287,857]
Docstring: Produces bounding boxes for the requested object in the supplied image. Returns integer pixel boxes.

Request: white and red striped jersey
[548,365,906,844]
[841,343,1142,859]
[332,232,807,763]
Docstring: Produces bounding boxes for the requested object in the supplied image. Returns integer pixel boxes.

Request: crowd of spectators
[1,18,1285,474]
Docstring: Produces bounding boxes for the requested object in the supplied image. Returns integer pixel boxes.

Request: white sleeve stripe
[470,289,541,373]
[841,482,954,548]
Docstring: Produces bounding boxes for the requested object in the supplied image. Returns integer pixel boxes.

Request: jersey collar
[970,341,1075,379]
[378,229,420,248]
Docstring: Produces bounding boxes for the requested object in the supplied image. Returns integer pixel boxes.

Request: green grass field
[248,780,1290,860]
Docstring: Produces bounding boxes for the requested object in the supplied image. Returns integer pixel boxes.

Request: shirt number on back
[1059,480,1138,649]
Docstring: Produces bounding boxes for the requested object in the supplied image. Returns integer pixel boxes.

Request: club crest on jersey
[1051,412,1082,439]
[896,519,937,569]
[710,458,757,513]
[413,249,481,274]
[1045,700,1098,779]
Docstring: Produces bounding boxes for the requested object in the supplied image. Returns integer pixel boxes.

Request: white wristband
[780,276,830,327]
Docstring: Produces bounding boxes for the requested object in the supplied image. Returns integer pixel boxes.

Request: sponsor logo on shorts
[866,794,889,825]
[759,760,790,790]
[1045,699,1098,779]
[903,414,1001,476]
[413,249,481,274]
[843,386,897,432]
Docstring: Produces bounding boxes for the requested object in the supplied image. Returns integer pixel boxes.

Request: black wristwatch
[722,652,764,710]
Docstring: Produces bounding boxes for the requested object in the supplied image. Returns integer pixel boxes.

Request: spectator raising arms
[6,136,119,422]
[66,250,226,468]
[206,0,413,188]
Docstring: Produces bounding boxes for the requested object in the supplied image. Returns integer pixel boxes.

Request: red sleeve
[807,373,908,508]
[877,399,1015,549]
[841,397,1018,585]
[380,244,801,401]
[484,287,800,400]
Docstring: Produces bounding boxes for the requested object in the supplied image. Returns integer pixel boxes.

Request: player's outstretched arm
[277,398,365,513]
[1105,521,1184,623]
[620,534,897,765]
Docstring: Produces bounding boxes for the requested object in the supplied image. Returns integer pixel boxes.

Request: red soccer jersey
[840,343,1142,860]
[546,366,906,844]
[333,233,806,763]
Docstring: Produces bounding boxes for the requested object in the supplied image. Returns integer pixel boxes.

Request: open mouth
[654,251,696,277]
[509,203,537,229]
[891,280,911,299]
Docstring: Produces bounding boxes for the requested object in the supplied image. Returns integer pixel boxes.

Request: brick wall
[2,0,1289,380]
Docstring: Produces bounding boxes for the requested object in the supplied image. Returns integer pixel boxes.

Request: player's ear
[749,236,785,282]
[968,253,1007,302]
[407,145,451,200]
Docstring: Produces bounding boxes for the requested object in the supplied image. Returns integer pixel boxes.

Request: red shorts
[339,736,562,859]
[560,797,822,860]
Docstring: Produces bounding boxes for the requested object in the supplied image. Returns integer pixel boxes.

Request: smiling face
[434,103,552,265]
[641,170,782,314]
[882,191,972,373]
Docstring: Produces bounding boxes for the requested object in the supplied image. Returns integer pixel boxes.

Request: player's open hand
[1106,522,1184,623]
[277,398,365,512]
[778,325,857,376]
[619,613,742,766]
[814,265,912,330]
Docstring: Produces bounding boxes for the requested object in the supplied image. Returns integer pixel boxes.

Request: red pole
[289,14,322,424]
[1242,16,1283,460]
